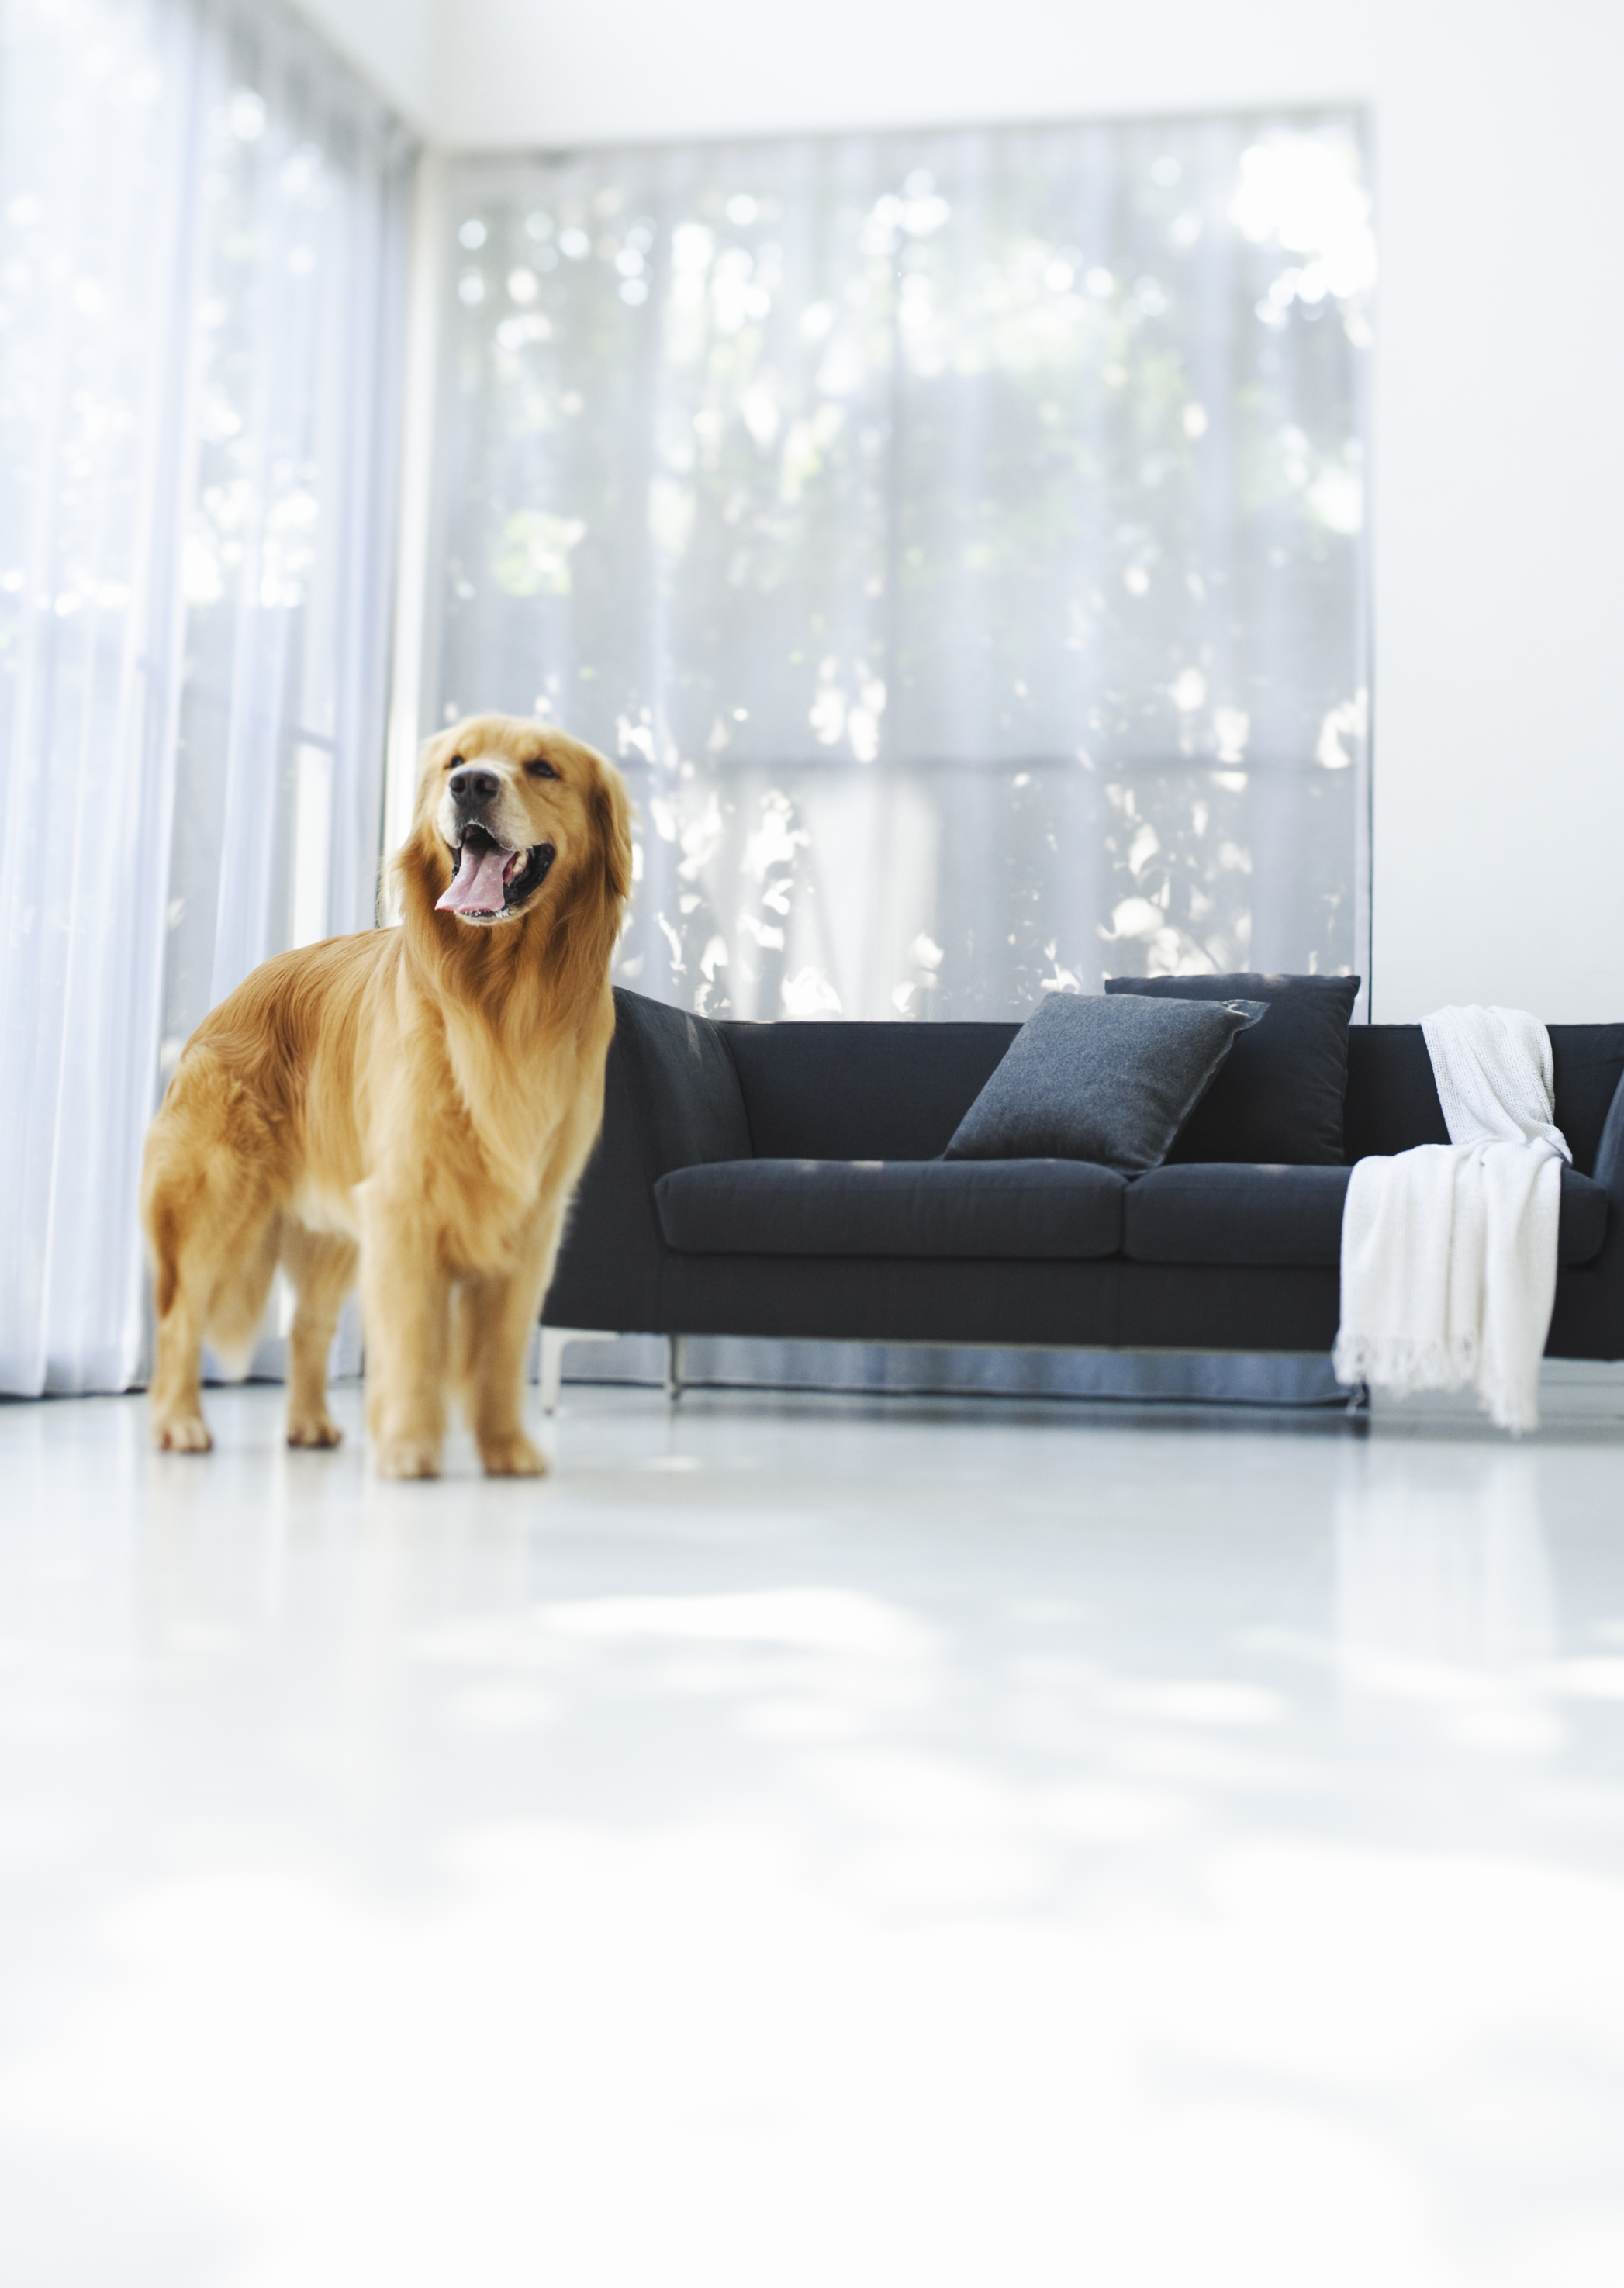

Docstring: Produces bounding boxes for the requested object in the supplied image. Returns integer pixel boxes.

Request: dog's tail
[201,1208,280,1376]
[140,1049,284,1374]
[149,1195,181,1321]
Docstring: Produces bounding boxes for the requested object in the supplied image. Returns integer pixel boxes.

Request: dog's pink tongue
[437,841,512,914]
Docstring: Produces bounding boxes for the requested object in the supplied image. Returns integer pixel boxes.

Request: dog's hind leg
[147,1209,213,1453]
[282,1222,358,1449]
[143,1164,278,1453]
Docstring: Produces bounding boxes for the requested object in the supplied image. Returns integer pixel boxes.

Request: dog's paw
[153,1412,213,1453]
[287,1413,343,1450]
[480,1432,548,1479]
[373,1436,441,1480]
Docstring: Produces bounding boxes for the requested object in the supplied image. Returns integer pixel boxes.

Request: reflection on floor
[3,1381,1624,2286]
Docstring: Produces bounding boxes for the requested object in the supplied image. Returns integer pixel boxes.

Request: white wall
[299,0,1624,1021]
[289,0,440,130]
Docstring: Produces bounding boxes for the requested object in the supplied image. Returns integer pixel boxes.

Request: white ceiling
[295,0,1386,151]
[289,0,441,130]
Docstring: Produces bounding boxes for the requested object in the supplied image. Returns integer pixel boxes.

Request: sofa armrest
[609,987,752,1177]
[541,990,751,1338]
[1546,1062,1624,1360]
[1591,1066,1624,1213]
[542,1031,662,1332]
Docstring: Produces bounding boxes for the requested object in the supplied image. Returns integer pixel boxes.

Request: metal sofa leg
[538,1327,619,1415]
[665,1333,686,1404]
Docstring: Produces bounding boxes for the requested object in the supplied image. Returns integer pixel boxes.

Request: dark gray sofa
[541,989,1624,1365]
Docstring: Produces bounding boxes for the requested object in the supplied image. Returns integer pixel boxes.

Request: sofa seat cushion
[1125,1163,1350,1266]
[1125,1160,1610,1268]
[654,1157,1128,1259]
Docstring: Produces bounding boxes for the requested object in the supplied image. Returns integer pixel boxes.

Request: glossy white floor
[5,1379,1624,2286]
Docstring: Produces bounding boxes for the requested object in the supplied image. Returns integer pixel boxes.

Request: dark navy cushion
[1342,1027,1450,1162]
[654,1157,1128,1259]
[943,992,1263,1173]
[1124,1160,1609,1268]
[1106,973,1359,1165]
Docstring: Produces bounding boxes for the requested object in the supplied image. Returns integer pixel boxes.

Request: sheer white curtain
[429,117,1372,1025]
[0,0,412,1395]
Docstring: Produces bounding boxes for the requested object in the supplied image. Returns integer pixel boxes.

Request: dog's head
[399,715,632,936]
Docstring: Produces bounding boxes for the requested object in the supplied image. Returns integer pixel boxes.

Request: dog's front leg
[358,1187,451,1479]
[454,1218,558,1478]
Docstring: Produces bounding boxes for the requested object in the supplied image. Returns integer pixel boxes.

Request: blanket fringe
[1332,1329,1538,1435]
[1332,1330,1477,1398]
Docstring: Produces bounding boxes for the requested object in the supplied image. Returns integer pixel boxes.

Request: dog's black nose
[449,766,499,804]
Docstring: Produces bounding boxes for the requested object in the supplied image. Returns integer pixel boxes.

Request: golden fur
[140,715,632,1478]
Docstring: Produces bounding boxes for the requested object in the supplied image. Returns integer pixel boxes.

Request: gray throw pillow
[943,991,1265,1172]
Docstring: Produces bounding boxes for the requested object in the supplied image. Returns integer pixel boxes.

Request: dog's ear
[392,812,451,922]
[389,731,457,919]
[591,761,634,910]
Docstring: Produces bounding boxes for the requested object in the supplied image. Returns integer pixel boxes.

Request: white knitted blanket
[1332,1006,1569,1432]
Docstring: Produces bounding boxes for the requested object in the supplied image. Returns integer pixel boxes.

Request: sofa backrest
[722,1019,1019,1160]
[637,997,1624,1174]
[1346,1025,1624,1176]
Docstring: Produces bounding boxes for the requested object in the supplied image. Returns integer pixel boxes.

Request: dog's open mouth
[436,827,556,921]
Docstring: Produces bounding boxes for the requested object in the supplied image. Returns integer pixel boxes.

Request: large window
[430,115,1372,1023]
[0,0,411,1393]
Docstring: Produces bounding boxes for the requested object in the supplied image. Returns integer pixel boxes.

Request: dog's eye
[447,753,465,770]
[525,757,558,779]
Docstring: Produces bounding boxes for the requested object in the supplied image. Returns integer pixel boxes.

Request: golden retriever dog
[140,715,631,1478]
